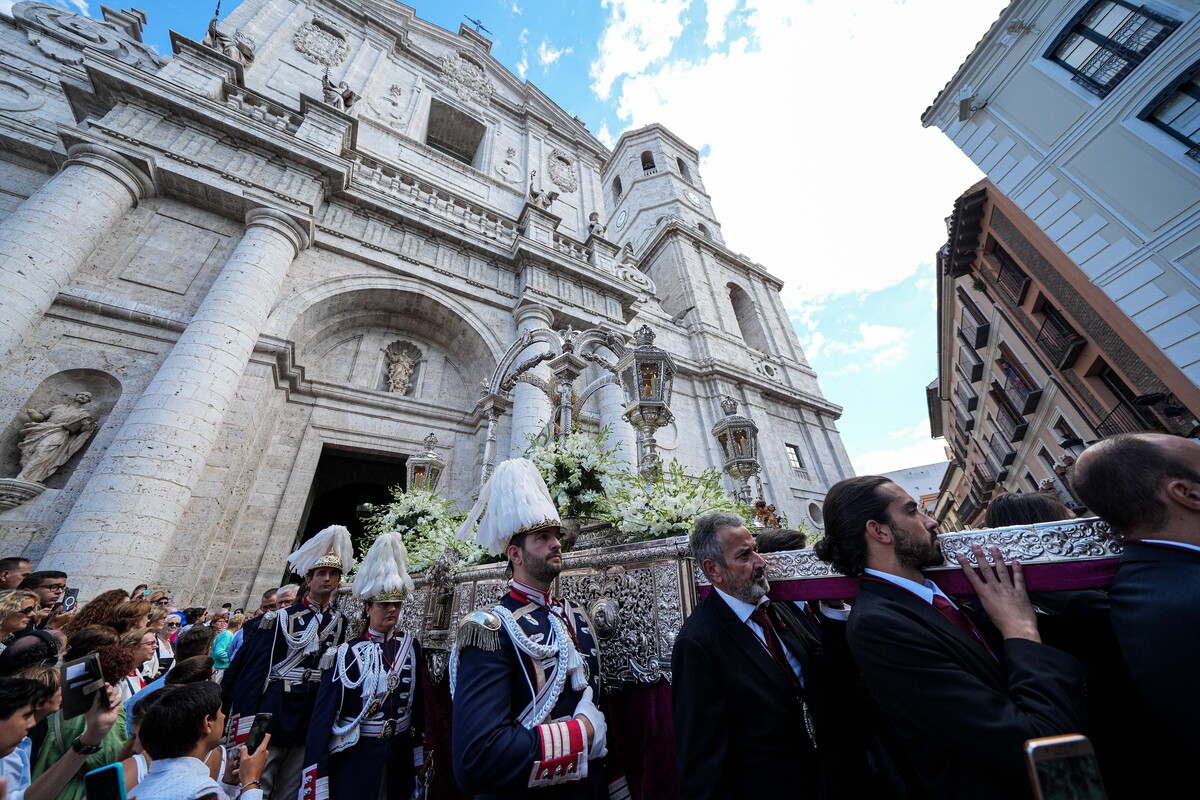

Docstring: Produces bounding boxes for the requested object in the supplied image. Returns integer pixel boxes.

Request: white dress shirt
[128,755,261,800]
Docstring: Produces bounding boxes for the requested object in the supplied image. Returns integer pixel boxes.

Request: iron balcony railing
[959,304,991,350]
[993,248,1031,306]
[957,342,984,383]
[955,407,976,434]
[996,371,1043,417]
[1096,399,1158,437]
[960,491,982,524]
[1069,6,1179,98]
[987,433,1016,469]
[994,400,1028,443]
[1034,311,1086,369]
[954,380,979,412]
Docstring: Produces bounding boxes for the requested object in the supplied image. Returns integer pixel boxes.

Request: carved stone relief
[0,77,45,113]
[293,18,350,67]
[381,340,422,395]
[366,85,407,129]
[494,147,522,184]
[546,148,578,193]
[15,2,164,70]
[439,52,494,104]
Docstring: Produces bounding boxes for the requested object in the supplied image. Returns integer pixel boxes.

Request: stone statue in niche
[321,69,357,112]
[587,212,607,238]
[382,341,422,395]
[14,392,98,484]
[201,7,254,65]
[528,170,558,210]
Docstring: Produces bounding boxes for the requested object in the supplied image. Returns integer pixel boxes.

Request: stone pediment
[12,1,165,71]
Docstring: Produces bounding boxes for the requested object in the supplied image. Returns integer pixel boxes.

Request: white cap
[352,530,414,603]
[288,524,355,576]
[455,458,561,556]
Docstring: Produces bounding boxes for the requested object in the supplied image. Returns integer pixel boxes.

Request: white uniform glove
[573,685,608,760]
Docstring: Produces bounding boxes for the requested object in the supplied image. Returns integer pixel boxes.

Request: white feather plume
[353,530,415,600]
[288,524,355,575]
[455,458,560,556]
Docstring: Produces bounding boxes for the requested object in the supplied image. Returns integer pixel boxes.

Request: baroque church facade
[0,0,853,604]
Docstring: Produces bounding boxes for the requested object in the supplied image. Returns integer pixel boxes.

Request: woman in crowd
[117,627,157,703]
[0,590,39,651]
[141,606,169,681]
[31,645,131,800]
[60,589,128,637]
[211,612,241,680]
[106,599,152,635]
[64,625,119,663]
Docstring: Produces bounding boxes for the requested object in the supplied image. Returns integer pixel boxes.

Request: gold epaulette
[457,609,502,652]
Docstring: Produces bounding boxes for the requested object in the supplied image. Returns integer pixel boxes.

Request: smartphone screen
[61,588,80,615]
[1025,735,1107,800]
[83,762,127,800]
[247,712,272,752]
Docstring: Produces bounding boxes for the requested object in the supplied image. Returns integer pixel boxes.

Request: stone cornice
[640,219,786,291]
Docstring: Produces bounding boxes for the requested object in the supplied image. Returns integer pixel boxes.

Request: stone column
[508,304,554,459]
[598,378,637,468]
[41,208,309,595]
[0,144,154,366]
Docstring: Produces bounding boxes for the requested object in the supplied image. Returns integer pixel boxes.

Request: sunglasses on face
[165,622,180,628]
[18,607,35,615]
[155,599,170,606]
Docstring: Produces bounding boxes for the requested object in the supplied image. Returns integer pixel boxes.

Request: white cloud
[512,3,522,15]
[704,0,740,47]
[822,322,912,368]
[596,121,616,148]
[537,38,574,69]
[2,0,88,14]
[590,0,690,99]
[853,437,950,475]
[594,0,1007,304]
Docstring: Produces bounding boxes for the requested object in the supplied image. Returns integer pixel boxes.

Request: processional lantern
[711,396,760,501]
[407,433,446,492]
[615,325,676,477]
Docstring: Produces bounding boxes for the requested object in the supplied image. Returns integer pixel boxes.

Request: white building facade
[923,0,1200,389]
[0,0,852,603]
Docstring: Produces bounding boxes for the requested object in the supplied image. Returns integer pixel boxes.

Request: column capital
[513,301,554,330]
[63,143,156,205]
[244,207,311,258]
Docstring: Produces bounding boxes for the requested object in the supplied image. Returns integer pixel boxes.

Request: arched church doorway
[293,447,407,574]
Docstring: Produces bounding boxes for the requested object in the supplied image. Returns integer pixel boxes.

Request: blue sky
[24,0,1010,475]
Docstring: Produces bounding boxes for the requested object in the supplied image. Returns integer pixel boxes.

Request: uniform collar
[510,579,558,608]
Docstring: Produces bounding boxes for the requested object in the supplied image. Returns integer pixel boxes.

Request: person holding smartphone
[299,531,424,800]
[130,681,269,800]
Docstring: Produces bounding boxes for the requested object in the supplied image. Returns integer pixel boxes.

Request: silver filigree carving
[439,52,494,104]
[293,18,350,67]
[546,148,578,193]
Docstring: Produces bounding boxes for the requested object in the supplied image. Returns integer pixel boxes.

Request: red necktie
[749,605,800,688]
[932,595,995,659]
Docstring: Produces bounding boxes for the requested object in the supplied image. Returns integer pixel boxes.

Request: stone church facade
[0,0,853,604]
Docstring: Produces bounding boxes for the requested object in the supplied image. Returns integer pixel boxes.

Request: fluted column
[41,208,309,595]
[508,304,554,459]
[0,144,154,366]
[598,378,637,468]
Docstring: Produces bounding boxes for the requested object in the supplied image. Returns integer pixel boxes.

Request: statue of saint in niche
[382,342,422,395]
[15,392,98,484]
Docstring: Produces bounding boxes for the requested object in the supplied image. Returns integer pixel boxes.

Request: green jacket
[32,706,128,800]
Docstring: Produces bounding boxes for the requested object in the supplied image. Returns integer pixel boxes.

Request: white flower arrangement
[360,487,482,575]
[611,458,754,542]
[527,425,627,520]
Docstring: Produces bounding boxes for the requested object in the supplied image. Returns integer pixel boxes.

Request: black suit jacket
[672,592,822,800]
[847,578,1088,800]
[1110,542,1200,758]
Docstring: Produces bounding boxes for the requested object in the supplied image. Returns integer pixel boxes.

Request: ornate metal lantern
[615,325,676,476]
[711,397,760,501]
[407,433,446,492]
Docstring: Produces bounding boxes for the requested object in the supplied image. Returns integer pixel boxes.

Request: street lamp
[711,397,760,502]
[615,325,676,477]
[407,433,446,492]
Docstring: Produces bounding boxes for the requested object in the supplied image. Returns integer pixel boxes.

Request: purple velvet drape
[607,681,679,800]
[423,666,469,800]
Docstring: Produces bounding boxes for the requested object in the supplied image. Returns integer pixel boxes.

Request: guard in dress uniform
[227,524,354,799]
[450,458,630,800]
[300,530,425,800]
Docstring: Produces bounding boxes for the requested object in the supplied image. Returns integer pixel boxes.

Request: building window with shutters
[1142,60,1200,160]
[1046,0,1179,98]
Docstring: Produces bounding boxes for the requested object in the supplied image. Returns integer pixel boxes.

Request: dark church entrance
[294,447,407,575]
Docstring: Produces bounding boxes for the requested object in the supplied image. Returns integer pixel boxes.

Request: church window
[612,176,623,203]
[424,99,486,166]
[728,284,770,352]
[641,150,657,174]
[698,222,712,239]
[785,443,806,471]
[1141,59,1200,157]
[1046,0,1178,98]
[677,157,692,185]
